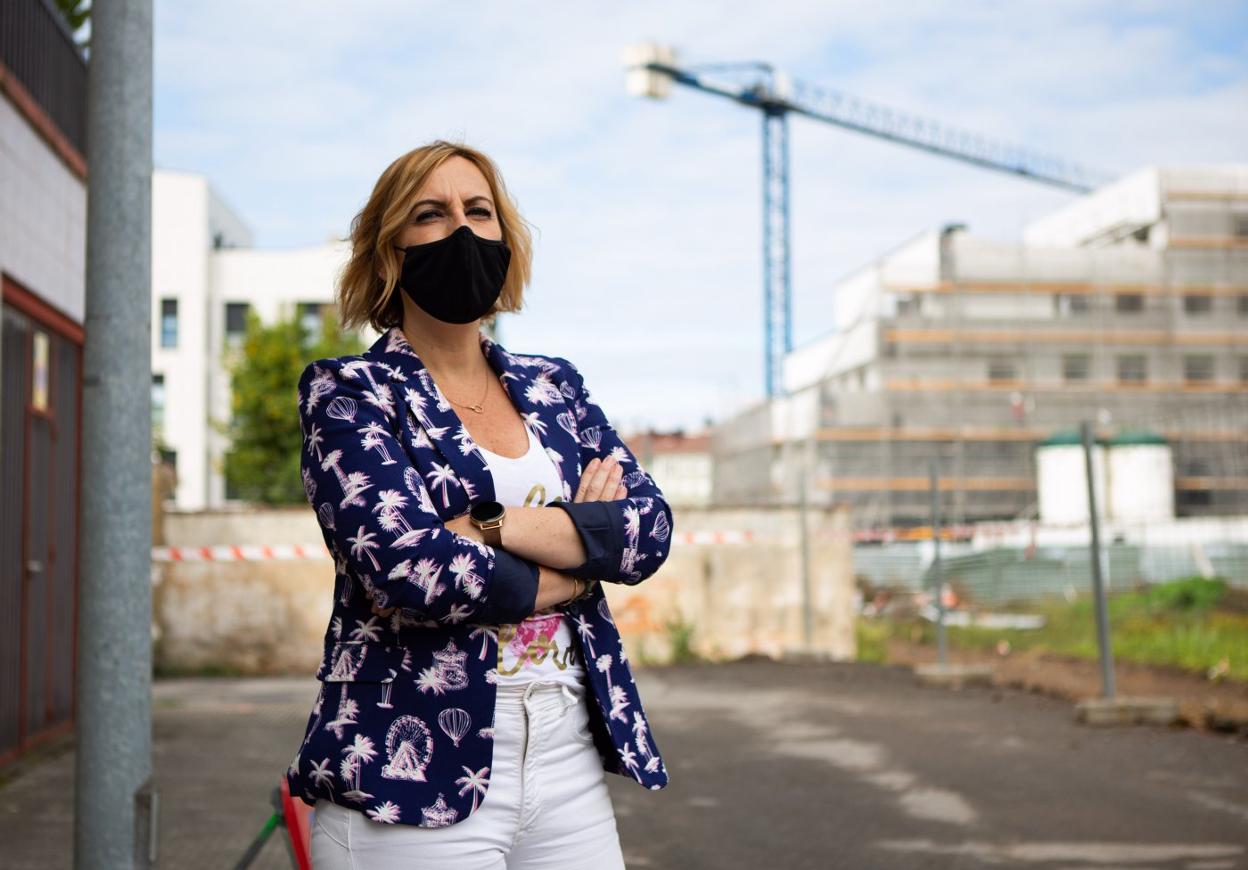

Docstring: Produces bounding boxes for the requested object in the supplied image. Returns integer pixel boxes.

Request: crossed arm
[300,354,673,625]
[444,455,626,610]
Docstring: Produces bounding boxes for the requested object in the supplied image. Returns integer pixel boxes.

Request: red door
[1,277,82,765]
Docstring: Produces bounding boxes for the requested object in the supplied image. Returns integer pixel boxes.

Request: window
[160,298,178,348]
[1238,294,1248,317]
[1054,293,1090,316]
[152,374,165,431]
[1062,353,1090,382]
[1234,213,1248,237]
[1117,354,1147,384]
[1240,356,1248,383]
[298,302,324,338]
[1183,354,1215,383]
[895,293,922,316]
[225,302,250,340]
[987,356,1016,383]
[1114,293,1144,313]
[1182,294,1213,315]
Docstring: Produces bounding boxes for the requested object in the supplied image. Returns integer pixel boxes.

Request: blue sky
[153,1,1248,433]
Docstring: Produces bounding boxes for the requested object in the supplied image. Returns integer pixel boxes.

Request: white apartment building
[152,169,363,509]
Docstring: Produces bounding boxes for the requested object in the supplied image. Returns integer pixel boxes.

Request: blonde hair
[336,140,535,334]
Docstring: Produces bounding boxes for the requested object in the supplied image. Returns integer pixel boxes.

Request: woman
[287,140,675,869]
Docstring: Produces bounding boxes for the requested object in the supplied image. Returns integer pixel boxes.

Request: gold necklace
[438,367,491,414]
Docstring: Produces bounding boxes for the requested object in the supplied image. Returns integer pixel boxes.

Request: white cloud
[154,0,1248,430]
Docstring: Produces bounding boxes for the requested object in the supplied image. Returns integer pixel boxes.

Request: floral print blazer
[285,325,675,828]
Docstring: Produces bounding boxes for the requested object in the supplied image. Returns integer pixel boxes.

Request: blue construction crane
[624,44,1112,398]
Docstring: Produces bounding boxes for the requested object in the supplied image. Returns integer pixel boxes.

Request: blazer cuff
[548,500,626,580]
[474,549,540,624]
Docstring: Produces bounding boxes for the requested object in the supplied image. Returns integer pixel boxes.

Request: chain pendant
[465,403,485,414]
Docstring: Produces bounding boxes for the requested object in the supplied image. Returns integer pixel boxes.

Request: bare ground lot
[884,637,1248,736]
[1,659,1245,869]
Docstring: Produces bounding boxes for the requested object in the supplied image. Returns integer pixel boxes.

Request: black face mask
[393,225,511,324]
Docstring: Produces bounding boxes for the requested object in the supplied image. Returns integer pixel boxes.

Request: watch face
[470,500,506,524]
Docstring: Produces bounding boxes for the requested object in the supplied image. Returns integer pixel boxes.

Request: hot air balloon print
[325,395,357,425]
[438,707,471,747]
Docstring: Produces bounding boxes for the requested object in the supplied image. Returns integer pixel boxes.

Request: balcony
[0,0,88,156]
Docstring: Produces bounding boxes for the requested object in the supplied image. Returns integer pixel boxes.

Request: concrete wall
[152,505,858,675]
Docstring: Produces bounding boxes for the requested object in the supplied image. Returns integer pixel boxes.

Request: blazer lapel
[365,326,582,515]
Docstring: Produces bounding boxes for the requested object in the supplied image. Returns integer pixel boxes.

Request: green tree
[218,306,364,505]
[53,0,91,50]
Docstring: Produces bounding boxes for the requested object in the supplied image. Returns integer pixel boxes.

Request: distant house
[623,429,712,508]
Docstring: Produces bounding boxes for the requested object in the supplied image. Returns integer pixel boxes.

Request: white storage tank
[1107,430,1174,522]
[1036,430,1108,524]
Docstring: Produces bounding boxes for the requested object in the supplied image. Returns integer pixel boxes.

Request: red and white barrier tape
[151,530,761,562]
[151,544,330,562]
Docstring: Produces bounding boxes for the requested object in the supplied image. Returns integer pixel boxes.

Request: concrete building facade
[714,166,1248,528]
[0,0,88,766]
[150,169,364,509]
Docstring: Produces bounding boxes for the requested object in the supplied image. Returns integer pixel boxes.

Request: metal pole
[1080,421,1115,699]
[798,436,814,651]
[76,1,156,867]
[929,460,946,666]
[761,109,774,397]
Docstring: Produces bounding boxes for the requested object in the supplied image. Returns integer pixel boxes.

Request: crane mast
[625,45,1110,397]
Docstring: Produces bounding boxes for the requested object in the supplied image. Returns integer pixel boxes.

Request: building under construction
[712,165,1248,528]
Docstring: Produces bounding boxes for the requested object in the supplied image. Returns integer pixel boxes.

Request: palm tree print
[416,666,451,695]
[360,422,397,465]
[347,525,381,570]
[597,653,631,723]
[373,489,431,548]
[305,422,325,462]
[349,616,384,642]
[321,450,370,509]
[521,410,547,436]
[361,382,396,418]
[309,757,334,790]
[468,625,498,660]
[575,614,596,659]
[618,742,640,777]
[340,733,378,803]
[524,376,562,406]
[632,711,660,773]
[367,801,401,824]
[447,552,483,600]
[455,766,489,813]
[392,556,445,606]
[441,603,473,624]
[424,461,462,509]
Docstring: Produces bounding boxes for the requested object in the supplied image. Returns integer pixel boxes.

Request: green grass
[860,576,1248,682]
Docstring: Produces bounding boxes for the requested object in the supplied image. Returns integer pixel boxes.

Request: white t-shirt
[479,425,586,691]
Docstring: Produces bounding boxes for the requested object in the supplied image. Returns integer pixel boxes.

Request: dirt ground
[884,638,1248,738]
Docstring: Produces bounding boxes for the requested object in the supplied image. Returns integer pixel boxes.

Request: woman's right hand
[574,455,626,503]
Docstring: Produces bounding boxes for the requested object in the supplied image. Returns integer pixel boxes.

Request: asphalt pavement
[1,659,1245,869]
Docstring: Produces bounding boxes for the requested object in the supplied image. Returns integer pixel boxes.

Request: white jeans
[311,680,626,870]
